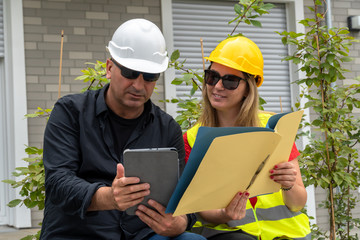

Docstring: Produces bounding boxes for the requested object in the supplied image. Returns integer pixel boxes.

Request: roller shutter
[172,1,291,113]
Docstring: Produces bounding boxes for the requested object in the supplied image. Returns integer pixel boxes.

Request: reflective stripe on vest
[242,192,311,239]
[187,112,311,239]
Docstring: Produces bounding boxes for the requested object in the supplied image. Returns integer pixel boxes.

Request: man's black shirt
[40,84,192,239]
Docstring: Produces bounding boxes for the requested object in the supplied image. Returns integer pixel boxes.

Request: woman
[183,36,311,240]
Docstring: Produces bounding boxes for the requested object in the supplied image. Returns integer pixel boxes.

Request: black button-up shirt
[40,84,193,239]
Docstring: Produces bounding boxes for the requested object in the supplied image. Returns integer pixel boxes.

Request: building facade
[0,0,359,233]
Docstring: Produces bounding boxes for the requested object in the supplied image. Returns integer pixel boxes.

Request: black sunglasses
[111,59,160,82]
[204,69,247,90]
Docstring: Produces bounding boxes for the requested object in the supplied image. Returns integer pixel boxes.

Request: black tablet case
[123,148,179,215]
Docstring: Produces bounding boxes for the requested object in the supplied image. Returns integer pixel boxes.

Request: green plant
[74,60,109,91]
[278,0,360,239]
[2,146,45,210]
[1,107,51,239]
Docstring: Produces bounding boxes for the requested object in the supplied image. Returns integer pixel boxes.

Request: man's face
[105,59,157,118]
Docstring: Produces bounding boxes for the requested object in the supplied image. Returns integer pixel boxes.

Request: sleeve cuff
[80,183,107,219]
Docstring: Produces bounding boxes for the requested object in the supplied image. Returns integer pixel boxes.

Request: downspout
[325,0,336,88]
[326,0,332,29]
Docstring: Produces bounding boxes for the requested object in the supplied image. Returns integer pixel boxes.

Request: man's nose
[131,74,146,89]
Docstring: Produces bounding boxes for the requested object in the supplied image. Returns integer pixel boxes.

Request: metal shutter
[0,0,3,57]
[172,1,291,113]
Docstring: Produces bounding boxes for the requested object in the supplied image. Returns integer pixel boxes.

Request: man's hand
[135,199,187,237]
[111,163,151,211]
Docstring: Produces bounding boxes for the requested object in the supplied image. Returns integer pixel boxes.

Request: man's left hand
[135,199,187,237]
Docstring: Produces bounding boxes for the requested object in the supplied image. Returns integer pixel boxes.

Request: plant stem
[314,2,336,235]
[230,0,258,36]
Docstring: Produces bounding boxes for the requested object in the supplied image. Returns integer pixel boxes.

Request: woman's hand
[269,161,297,190]
[199,191,249,224]
[222,191,249,221]
[269,159,307,212]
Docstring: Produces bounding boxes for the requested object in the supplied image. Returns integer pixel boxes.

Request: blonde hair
[198,72,260,127]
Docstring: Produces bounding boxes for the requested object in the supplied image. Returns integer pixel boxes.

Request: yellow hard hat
[204,36,264,87]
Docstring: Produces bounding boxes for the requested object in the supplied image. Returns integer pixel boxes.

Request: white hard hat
[107,18,169,74]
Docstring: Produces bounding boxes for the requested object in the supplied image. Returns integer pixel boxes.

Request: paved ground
[0,226,40,240]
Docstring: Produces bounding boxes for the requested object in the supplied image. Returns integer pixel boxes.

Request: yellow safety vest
[186,112,311,240]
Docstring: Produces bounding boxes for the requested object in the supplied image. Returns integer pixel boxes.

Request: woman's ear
[255,76,260,86]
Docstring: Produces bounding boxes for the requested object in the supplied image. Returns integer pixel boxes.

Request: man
[40,18,205,240]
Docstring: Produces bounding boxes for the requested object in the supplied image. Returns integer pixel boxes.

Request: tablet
[123,147,179,215]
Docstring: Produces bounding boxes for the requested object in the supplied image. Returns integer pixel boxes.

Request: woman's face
[206,62,248,114]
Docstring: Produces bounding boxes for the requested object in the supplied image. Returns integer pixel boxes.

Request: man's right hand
[111,163,151,211]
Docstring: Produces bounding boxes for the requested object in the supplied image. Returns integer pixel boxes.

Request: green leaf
[2,179,17,185]
[234,4,243,15]
[170,50,180,62]
[25,146,42,155]
[333,172,344,186]
[316,13,324,19]
[326,54,335,64]
[190,87,196,96]
[171,78,183,85]
[341,56,353,62]
[293,58,301,64]
[25,200,39,209]
[74,75,88,81]
[250,20,262,28]
[304,101,317,108]
[312,119,323,127]
[307,6,315,12]
[7,199,22,208]
[329,30,336,36]
[339,29,350,35]
[262,3,275,11]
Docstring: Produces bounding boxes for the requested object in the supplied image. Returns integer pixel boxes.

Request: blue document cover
[165,126,275,213]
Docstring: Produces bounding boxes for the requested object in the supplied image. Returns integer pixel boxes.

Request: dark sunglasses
[111,59,160,82]
[204,69,247,90]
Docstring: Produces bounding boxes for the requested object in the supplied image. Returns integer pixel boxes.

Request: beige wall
[23,0,165,149]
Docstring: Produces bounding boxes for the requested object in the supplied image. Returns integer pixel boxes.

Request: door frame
[1,0,31,228]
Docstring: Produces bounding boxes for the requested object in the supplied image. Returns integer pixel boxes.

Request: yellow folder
[170,110,304,216]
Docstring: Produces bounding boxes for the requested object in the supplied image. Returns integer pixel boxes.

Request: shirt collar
[95,84,110,117]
